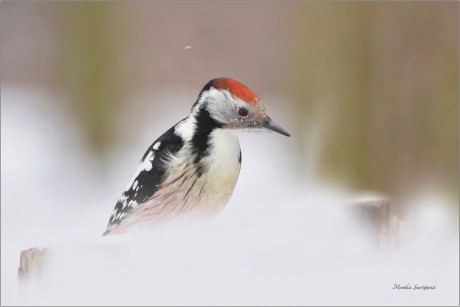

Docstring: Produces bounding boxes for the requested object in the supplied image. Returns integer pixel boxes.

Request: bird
[103,77,290,235]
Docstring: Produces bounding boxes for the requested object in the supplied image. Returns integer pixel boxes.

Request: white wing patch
[125,144,159,190]
[175,117,196,142]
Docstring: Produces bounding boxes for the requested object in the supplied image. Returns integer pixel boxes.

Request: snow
[1,86,458,306]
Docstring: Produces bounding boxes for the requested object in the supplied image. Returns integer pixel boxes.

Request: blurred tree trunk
[55,2,120,153]
[284,2,458,201]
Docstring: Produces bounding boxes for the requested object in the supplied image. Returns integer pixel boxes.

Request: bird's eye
[238,107,249,117]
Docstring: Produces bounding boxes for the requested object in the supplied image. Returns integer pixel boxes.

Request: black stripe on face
[191,107,222,176]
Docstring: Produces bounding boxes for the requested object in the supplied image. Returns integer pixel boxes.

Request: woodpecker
[103,77,290,235]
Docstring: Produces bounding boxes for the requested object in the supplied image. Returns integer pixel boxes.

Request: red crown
[212,78,259,105]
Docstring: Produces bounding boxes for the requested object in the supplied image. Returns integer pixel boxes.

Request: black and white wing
[103,122,185,235]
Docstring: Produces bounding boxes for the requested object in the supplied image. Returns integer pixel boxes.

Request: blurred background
[1,1,458,305]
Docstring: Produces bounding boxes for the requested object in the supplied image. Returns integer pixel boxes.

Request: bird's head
[193,77,290,137]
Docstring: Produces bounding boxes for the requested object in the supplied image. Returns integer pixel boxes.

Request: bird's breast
[201,129,241,202]
[126,129,241,228]
[166,129,241,217]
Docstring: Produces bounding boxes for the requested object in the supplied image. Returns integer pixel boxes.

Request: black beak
[263,117,291,137]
